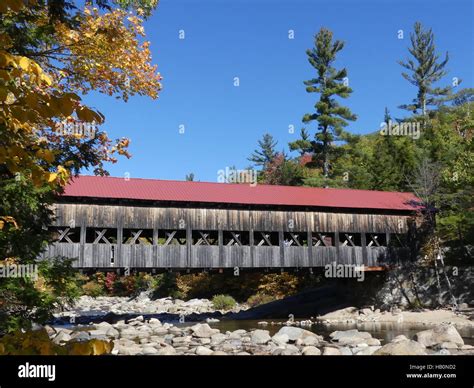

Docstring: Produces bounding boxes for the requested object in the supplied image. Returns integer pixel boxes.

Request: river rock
[228,329,247,339]
[437,342,459,349]
[339,347,353,355]
[210,350,226,355]
[330,329,372,341]
[251,330,271,345]
[190,323,219,338]
[275,326,321,342]
[70,331,90,341]
[195,346,214,355]
[128,315,144,325]
[169,327,183,336]
[141,346,159,355]
[374,340,427,355]
[53,331,72,344]
[323,347,341,355]
[302,336,320,346]
[210,333,227,345]
[118,344,142,355]
[88,329,109,340]
[157,346,177,355]
[391,335,409,343]
[414,325,464,347]
[319,307,359,321]
[366,338,381,346]
[281,344,300,355]
[272,333,290,345]
[44,325,57,336]
[172,336,191,345]
[354,346,381,355]
[152,327,169,336]
[302,346,321,355]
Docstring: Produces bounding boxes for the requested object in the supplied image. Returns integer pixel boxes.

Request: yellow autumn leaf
[18,57,30,70]
[41,73,52,86]
[47,172,58,183]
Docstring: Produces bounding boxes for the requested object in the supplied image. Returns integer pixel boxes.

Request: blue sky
[84,0,473,182]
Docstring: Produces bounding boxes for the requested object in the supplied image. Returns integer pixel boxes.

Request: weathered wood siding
[43,203,413,268]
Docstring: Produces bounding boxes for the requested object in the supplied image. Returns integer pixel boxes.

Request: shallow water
[205,319,474,346]
[53,313,474,347]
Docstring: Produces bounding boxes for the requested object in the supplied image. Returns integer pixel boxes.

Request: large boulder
[251,330,271,345]
[414,325,464,347]
[329,329,373,346]
[330,329,372,341]
[275,326,321,342]
[319,307,359,321]
[190,323,220,338]
[374,340,427,355]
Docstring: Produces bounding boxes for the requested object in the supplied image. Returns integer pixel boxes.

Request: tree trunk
[323,126,329,180]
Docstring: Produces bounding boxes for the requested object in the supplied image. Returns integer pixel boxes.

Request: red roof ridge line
[72,175,417,196]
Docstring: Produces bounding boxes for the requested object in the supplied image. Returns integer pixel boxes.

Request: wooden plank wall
[41,203,413,268]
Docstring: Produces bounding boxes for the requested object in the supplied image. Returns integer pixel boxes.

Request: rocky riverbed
[46,316,474,356]
[56,293,246,317]
[45,295,474,356]
[317,305,474,330]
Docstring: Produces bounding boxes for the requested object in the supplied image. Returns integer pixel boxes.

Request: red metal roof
[61,175,421,211]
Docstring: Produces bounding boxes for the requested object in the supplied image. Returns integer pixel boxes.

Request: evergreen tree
[398,22,451,116]
[248,133,277,169]
[300,28,356,179]
[289,128,314,156]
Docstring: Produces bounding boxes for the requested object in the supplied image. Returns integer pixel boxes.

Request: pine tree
[248,133,278,168]
[398,22,451,116]
[289,128,314,156]
[301,28,356,179]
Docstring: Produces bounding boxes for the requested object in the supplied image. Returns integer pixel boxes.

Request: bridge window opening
[158,229,187,245]
[367,233,387,247]
[122,228,153,245]
[50,226,81,243]
[388,233,408,248]
[86,228,117,244]
[254,231,279,246]
[311,232,335,247]
[283,232,308,247]
[223,231,249,246]
[339,233,362,247]
[192,230,219,246]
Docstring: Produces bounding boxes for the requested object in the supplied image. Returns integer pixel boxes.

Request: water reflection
[207,319,474,345]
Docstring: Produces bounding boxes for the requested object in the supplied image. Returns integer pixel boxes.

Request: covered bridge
[42,176,421,270]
